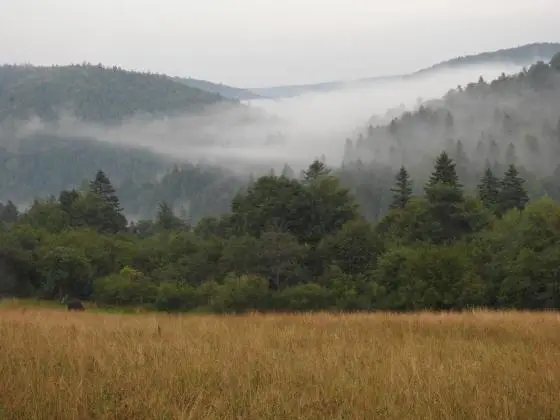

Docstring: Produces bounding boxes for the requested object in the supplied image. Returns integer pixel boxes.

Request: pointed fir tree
[89,170,121,211]
[156,201,186,231]
[390,166,413,209]
[303,159,330,181]
[426,151,461,189]
[497,164,529,215]
[477,167,500,211]
[424,151,469,244]
[87,169,127,233]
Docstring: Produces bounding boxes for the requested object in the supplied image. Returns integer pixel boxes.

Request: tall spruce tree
[424,151,469,244]
[426,151,461,188]
[390,166,413,209]
[303,160,330,181]
[478,167,500,212]
[90,170,122,212]
[87,170,127,233]
[498,164,529,214]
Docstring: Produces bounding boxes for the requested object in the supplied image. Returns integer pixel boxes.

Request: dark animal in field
[61,294,85,311]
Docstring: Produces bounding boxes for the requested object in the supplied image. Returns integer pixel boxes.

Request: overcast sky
[1,0,559,88]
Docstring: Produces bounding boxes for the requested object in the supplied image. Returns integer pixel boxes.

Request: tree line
[0,151,558,312]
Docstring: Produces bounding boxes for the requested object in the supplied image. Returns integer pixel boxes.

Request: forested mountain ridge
[0,133,248,223]
[250,42,560,98]
[416,42,560,74]
[340,53,560,221]
[0,63,238,124]
[2,51,560,228]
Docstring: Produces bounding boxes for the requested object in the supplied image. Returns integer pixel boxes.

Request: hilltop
[416,42,560,74]
[0,63,239,124]
[249,42,560,98]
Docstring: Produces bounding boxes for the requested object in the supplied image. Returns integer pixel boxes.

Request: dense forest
[2,54,560,227]
[0,50,560,312]
[0,151,558,312]
[342,52,560,221]
[0,132,248,222]
[0,63,239,124]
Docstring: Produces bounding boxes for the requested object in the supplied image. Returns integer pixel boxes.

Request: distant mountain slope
[0,64,237,124]
[171,76,264,100]
[0,132,247,222]
[418,42,560,74]
[249,42,560,99]
[344,53,560,178]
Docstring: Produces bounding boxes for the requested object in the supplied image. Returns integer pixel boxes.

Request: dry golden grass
[1,306,559,420]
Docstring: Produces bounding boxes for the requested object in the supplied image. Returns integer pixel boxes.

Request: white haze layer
[11,62,534,173]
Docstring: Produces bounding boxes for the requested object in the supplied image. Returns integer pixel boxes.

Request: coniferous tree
[424,151,468,244]
[303,160,330,181]
[426,151,461,188]
[478,167,500,211]
[90,170,121,212]
[58,189,80,213]
[86,170,127,233]
[156,201,186,231]
[498,164,529,214]
[390,166,413,209]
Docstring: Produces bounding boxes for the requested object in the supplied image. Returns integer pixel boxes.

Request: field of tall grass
[0,302,559,419]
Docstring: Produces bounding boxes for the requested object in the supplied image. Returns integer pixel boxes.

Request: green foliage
[211,274,269,313]
[426,151,461,188]
[38,246,93,299]
[93,268,156,307]
[316,219,380,275]
[231,162,358,245]
[0,155,559,313]
[478,167,500,213]
[498,164,529,214]
[0,63,232,124]
[274,284,332,311]
[390,166,413,209]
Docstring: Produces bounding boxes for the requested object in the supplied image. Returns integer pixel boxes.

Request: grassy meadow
[0,302,559,419]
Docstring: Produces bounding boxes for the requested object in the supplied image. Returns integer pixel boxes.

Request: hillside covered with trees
[342,52,560,221]
[0,63,239,124]
[250,42,560,98]
[0,132,249,222]
[2,53,560,229]
[0,151,558,312]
